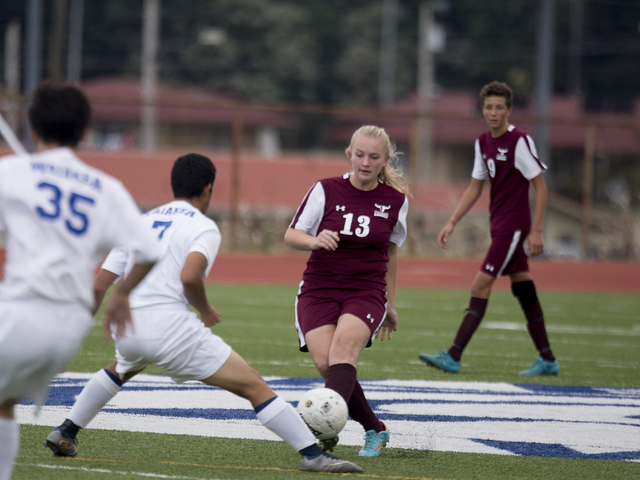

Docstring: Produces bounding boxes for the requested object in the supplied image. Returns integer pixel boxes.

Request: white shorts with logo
[0,299,91,406]
[114,304,232,383]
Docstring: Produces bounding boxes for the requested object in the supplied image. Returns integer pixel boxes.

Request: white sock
[255,396,316,452]
[0,417,19,480]
[67,369,121,428]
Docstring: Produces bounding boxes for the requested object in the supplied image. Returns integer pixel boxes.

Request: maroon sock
[527,319,555,361]
[448,297,488,361]
[324,363,357,404]
[512,281,555,362]
[347,381,384,433]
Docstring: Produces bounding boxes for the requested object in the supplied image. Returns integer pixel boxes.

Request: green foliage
[2,1,638,107]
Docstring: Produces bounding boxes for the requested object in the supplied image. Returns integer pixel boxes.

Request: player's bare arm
[105,262,156,340]
[284,227,340,251]
[93,269,120,316]
[181,251,220,328]
[528,173,547,257]
[438,178,485,249]
[377,243,399,341]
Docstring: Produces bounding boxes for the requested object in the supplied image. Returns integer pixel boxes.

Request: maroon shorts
[295,281,388,352]
[481,230,530,278]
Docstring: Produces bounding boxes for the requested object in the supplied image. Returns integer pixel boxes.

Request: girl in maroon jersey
[285,125,409,456]
[419,81,559,376]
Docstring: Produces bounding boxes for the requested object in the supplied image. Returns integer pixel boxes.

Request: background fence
[1,90,639,261]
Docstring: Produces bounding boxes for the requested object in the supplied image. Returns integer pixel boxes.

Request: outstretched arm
[528,173,547,257]
[181,251,220,328]
[438,178,485,249]
[284,227,340,251]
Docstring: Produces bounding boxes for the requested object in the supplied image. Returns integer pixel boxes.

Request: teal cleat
[519,357,559,376]
[419,351,461,373]
[358,422,389,457]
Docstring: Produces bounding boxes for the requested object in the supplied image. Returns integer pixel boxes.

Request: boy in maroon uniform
[419,81,559,376]
[286,125,409,456]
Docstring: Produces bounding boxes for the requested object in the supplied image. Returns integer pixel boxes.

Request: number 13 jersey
[289,173,408,289]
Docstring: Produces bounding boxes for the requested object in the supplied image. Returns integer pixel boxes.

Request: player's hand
[201,305,221,328]
[104,291,134,340]
[312,229,340,251]
[528,231,544,257]
[437,222,454,249]
[376,308,398,341]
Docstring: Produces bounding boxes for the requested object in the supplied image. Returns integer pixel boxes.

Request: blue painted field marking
[16,373,640,462]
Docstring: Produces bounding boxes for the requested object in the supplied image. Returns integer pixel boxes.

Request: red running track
[1,250,637,293]
[208,254,640,294]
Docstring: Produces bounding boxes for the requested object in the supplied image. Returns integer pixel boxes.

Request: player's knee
[512,280,543,322]
[511,280,537,304]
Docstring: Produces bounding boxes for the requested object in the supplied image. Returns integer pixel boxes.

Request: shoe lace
[362,430,379,450]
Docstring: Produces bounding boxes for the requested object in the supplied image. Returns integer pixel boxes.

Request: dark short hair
[479,81,513,109]
[171,153,216,198]
[28,83,91,147]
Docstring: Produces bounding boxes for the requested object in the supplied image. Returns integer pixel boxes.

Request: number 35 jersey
[101,199,221,310]
[290,173,408,289]
[471,125,547,233]
[0,148,159,309]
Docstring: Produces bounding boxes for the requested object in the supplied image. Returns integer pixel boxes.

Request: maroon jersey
[289,173,408,289]
[472,125,547,233]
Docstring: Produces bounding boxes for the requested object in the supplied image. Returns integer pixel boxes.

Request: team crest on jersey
[496,148,508,161]
[374,203,391,219]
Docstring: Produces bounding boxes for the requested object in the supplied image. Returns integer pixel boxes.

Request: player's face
[348,135,389,191]
[482,96,512,136]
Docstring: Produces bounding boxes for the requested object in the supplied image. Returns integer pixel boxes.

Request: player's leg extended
[202,350,362,473]
[329,314,388,456]
[45,362,144,457]
[202,350,316,450]
[450,271,494,360]
[0,400,19,480]
[420,271,493,373]
[510,272,559,375]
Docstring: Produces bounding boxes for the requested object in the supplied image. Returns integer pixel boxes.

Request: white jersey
[101,199,221,310]
[0,148,160,310]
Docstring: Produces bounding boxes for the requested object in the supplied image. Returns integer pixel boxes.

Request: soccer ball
[296,388,348,440]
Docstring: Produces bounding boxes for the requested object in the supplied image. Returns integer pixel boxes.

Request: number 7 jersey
[0,148,159,310]
[289,173,408,289]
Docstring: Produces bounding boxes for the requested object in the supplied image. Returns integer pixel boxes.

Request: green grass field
[14,285,640,479]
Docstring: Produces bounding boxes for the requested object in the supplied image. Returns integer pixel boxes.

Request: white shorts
[0,299,91,406]
[114,305,232,383]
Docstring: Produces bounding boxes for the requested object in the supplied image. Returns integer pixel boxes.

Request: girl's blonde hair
[345,125,409,195]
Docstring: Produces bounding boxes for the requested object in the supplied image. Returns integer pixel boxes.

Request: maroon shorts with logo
[295,281,387,352]
[481,230,530,278]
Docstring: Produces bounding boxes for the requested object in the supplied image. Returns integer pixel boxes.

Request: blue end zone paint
[472,439,640,461]
[20,374,640,462]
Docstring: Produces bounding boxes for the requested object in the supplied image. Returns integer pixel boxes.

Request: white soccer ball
[296,388,349,440]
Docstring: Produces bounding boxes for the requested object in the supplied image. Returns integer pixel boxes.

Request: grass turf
[14,284,640,479]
